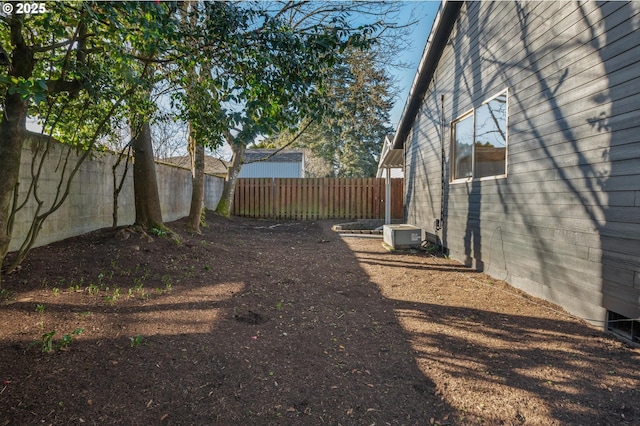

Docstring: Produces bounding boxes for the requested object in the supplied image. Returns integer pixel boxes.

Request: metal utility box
[383,224,422,249]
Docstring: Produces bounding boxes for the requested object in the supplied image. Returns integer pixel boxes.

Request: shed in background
[239,149,305,178]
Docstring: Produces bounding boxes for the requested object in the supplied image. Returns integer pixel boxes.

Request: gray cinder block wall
[9,135,224,252]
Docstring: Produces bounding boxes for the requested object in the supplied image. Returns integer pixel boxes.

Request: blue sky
[388,1,442,128]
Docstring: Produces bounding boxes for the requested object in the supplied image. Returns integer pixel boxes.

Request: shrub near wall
[9,135,224,252]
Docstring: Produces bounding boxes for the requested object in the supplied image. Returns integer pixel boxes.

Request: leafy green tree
[121,2,184,231]
[264,46,394,177]
[169,1,250,231]
[212,5,389,217]
[0,1,182,279]
[0,2,141,280]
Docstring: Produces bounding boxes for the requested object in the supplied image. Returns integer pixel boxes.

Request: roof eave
[392,1,462,150]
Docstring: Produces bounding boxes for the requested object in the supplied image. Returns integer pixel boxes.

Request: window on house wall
[452,113,474,180]
[451,90,507,181]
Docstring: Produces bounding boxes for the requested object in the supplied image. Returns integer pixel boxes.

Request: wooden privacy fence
[233,178,403,220]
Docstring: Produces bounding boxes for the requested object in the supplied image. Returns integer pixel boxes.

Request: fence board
[233,178,404,220]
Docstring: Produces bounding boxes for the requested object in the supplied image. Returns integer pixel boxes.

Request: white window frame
[450,89,508,184]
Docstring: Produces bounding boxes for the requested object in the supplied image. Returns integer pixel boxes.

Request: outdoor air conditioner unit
[383,224,422,249]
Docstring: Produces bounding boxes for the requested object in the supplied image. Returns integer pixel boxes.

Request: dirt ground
[0,213,638,425]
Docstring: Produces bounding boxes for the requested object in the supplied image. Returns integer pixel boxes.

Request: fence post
[271,177,276,219]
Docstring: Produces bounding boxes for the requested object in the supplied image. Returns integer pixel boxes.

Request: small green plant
[186,265,196,277]
[87,283,99,295]
[35,304,45,313]
[58,328,85,350]
[422,242,441,254]
[276,301,283,311]
[161,275,173,291]
[77,311,91,320]
[52,287,60,296]
[0,288,13,302]
[129,334,144,347]
[204,265,211,271]
[109,252,121,269]
[35,328,85,353]
[133,276,145,291]
[150,226,166,237]
[39,330,56,353]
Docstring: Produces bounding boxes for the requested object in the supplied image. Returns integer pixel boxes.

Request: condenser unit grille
[383,224,422,249]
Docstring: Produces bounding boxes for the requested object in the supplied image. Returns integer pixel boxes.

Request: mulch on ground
[0,213,638,425]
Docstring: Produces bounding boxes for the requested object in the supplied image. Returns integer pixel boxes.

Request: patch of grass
[35,304,45,313]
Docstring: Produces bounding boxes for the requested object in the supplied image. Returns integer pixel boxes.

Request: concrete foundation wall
[9,136,224,252]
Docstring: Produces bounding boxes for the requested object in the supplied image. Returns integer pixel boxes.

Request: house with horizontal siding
[393,1,640,339]
[239,149,305,178]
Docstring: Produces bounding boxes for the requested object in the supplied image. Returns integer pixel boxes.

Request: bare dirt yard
[1,213,638,425]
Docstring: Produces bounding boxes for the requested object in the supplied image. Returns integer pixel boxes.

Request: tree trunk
[0,18,33,284]
[132,121,164,229]
[0,100,28,283]
[186,126,205,232]
[216,142,245,218]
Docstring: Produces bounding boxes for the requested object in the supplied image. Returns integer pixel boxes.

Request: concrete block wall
[9,135,224,252]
